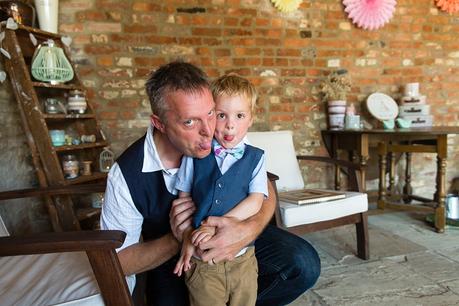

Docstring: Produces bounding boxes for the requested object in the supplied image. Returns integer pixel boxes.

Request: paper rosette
[343,0,397,31]
[271,0,302,13]
[436,0,459,14]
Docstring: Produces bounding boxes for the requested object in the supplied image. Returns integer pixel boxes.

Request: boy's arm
[225,192,264,220]
[198,180,275,263]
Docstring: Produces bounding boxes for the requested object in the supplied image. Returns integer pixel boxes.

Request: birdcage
[31,39,74,84]
[99,147,114,173]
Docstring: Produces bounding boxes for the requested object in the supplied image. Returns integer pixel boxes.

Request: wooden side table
[321,127,459,233]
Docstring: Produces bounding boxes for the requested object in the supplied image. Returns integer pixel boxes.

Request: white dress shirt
[100,125,179,292]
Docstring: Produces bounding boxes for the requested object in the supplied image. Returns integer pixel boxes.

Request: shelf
[43,113,96,120]
[76,207,101,221]
[64,172,107,185]
[32,82,81,90]
[53,141,108,152]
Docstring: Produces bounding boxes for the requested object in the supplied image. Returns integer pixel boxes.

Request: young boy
[173,74,268,306]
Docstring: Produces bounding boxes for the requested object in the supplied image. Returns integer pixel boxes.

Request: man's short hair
[211,74,258,111]
[145,61,210,121]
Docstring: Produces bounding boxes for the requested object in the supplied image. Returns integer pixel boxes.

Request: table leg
[389,151,396,198]
[435,135,447,233]
[403,152,413,203]
[377,142,387,210]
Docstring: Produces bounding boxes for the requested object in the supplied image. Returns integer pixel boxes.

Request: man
[101,61,320,305]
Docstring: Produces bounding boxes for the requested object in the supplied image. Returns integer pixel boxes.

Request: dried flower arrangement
[320,69,352,101]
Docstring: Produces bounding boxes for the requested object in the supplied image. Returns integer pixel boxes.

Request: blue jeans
[145,225,321,306]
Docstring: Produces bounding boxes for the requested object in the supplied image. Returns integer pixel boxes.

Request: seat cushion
[0,252,104,306]
[279,191,368,227]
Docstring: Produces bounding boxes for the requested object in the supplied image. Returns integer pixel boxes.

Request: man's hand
[197,216,253,263]
[169,196,196,242]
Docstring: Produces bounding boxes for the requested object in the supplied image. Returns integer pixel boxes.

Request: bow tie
[214,144,245,159]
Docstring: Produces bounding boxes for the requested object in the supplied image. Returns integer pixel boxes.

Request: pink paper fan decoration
[343,0,397,31]
[436,0,459,14]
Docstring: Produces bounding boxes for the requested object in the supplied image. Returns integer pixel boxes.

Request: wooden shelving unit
[2,24,108,231]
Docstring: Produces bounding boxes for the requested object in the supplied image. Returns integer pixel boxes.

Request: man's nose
[200,120,213,136]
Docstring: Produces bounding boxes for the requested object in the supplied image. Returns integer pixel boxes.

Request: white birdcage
[99,147,114,173]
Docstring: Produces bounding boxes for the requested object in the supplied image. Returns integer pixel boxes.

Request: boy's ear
[150,114,165,132]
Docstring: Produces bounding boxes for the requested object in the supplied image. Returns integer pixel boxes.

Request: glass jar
[62,154,79,179]
[67,89,87,114]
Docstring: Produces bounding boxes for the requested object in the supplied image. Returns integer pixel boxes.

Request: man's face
[160,88,216,158]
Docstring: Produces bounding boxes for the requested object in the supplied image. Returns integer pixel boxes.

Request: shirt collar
[142,125,177,175]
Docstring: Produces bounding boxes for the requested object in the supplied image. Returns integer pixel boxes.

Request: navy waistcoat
[192,144,263,228]
[117,135,177,241]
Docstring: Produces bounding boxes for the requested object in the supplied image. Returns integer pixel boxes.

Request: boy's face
[214,94,253,149]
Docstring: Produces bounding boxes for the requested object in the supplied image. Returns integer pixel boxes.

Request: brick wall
[60,0,459,189]
[2,0,459,232]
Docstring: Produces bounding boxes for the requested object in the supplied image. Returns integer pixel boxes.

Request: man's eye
[208,110,215,116]
[237,113,245,119]
[217,113,225,119]
[184,119,194,127]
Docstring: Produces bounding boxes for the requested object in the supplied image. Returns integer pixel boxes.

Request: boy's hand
[169,196,196,242]
[197,216,251,263]
[173,230,195,277]
[191,225,216,246]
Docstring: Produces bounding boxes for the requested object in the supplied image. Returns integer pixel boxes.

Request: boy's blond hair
[211,74,257,111]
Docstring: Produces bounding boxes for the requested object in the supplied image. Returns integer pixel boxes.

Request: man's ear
[150,114,165,133]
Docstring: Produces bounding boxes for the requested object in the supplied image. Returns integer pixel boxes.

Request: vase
[0,0,35,26]
[34,0,58,33]
[327,100,346,130]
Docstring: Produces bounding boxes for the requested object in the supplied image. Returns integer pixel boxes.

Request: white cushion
[247,131,304,191]
[0,252,104,306]
[0,213,104,305]
[280,191,368,227]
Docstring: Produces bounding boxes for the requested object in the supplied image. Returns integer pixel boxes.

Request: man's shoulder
[117,134,147,166]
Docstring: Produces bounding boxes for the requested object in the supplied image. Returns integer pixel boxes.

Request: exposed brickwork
[2,1,459,233]
[57,0,459,189]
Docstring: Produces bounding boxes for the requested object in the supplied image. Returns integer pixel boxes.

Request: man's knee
[287,239,321,292]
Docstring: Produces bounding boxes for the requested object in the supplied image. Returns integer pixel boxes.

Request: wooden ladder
[2,24,108,231]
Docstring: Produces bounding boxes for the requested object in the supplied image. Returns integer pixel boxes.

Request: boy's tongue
[224,135,234,142]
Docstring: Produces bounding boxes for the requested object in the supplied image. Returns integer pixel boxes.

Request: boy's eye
[183,119,195,127]
[217,113,225,119]
[237,113,245,119]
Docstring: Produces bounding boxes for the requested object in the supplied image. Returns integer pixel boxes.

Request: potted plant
[320,69,352,129]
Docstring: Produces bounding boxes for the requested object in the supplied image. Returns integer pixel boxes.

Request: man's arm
[198,179,276,263]
[101,164,194,276]
[118,233,179,275]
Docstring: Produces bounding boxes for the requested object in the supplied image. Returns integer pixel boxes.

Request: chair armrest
[296,155,362,192]
[0,230,125,256]
[268,171,279,182]
[0,230,133,306]
[297,155,361,170]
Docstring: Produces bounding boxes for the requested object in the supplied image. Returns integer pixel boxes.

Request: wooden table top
[322,126,459,136]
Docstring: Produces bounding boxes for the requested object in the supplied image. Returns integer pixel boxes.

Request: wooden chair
[0,184,133,306]
[247,130,369,260]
